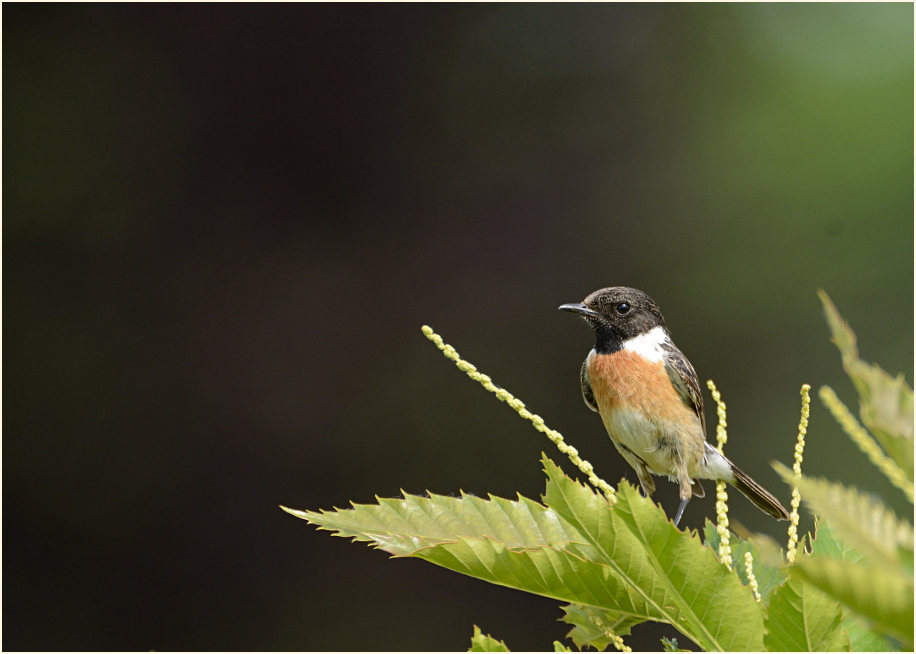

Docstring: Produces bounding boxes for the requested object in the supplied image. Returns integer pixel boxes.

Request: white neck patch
[622,326,669,363]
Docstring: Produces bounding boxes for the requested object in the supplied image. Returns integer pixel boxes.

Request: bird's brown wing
[579,357,598,413]
[662,342,706,436]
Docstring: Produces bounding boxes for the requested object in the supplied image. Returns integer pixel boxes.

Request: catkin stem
[706,380,732,569]
[786,384,810,564]
[422,325,618,504]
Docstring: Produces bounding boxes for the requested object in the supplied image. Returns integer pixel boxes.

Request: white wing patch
[621,326,669,363]
[701,443,735,481]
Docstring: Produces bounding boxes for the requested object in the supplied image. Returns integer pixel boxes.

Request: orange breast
[588,350,695,424]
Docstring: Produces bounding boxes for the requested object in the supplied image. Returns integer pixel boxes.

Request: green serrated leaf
[773,465,913,567]
[290,480,722,648]
[542,457,765,652]
[281,490,587,557]
[561,603,642,651]
[818,290,914,476]
[552,641,572,652]
[292,458,766,651]
[287,491,650,615]
[764,574,849,651]
[819,289,858,360]
[289,483,687,627]
[793,557,914,648]
[469,625,510,652]
[414,535,642,612]
[703,521,787,602]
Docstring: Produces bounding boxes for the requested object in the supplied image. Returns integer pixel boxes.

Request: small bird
[559,286,789,526]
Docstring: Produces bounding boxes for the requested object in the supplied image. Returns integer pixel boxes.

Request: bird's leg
[673,456,692,527]
[673,497,689,526]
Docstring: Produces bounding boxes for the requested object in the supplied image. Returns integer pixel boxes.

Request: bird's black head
[559,287,667,354]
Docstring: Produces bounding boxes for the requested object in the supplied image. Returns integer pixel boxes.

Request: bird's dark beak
[558,302,601,319]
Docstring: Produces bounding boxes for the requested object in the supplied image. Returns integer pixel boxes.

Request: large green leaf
[792,557,914,648]
[281,490,587,556]
[288,488,674,625]
[542,458,765,651]
[764,574,848,651]
[561,603,642,651]
[287,458,767,651]
[819,290,914,477]
[773,464,913,568]
[411,533,637,607]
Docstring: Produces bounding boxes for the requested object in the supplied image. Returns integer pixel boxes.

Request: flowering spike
[706,379,728,453]
[706,379,732,569]
[421,325,617,504]
[744,551,761,602]
[786,384,810,564]
[591,613,632,652]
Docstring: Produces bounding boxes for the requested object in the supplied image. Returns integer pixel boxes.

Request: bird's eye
[616,302,631,315]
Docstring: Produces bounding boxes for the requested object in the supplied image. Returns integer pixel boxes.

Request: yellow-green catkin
[590,614,632,653]
[421,326,618,504]
[819,385,914,502]
[786,384,810,564]
[744,551,761,602]
[611,634,632,653]
[706,380,732,569]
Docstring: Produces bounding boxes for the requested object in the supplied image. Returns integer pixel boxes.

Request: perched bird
[559,286,789,526]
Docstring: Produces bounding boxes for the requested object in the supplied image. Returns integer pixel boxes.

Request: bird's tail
[728,461,790,520]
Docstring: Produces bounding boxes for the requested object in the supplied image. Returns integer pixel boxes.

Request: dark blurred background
[4,3,912,651]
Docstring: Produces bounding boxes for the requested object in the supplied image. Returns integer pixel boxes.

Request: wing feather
[662,342,706,435]
[580,357,598,412]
